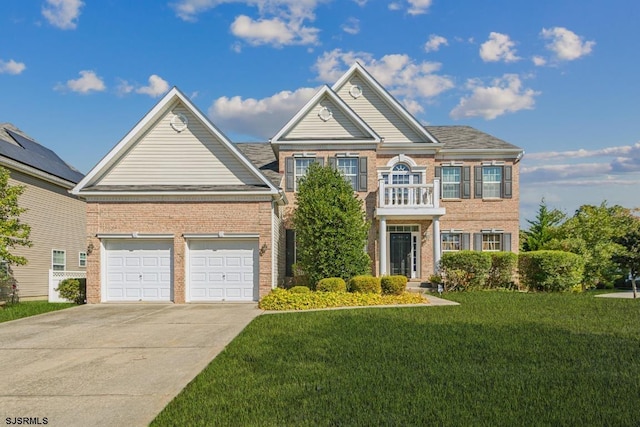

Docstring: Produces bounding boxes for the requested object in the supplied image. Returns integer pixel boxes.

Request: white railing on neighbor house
[378,180,440,209]
[49,270,86,302]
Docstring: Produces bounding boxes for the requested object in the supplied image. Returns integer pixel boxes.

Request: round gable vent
[318,106,333,122]
[349,85,363,98]
[170,113,188,132]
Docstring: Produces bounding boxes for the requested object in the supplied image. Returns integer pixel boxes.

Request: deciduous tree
[0,167,31,267]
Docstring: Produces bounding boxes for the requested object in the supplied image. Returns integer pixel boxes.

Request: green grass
[0,301,75,323]
[152,292,640,426]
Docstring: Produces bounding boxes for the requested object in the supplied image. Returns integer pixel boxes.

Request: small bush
[289,286,311,294]
[291,264,311,288]
[316,278,347,293]
[380,275,407,295]
[518,250,584,292]
[55,278,86,304]
[440,251,491,291]
[348,275,381,294]
[258,288,426,310]
[487,252,518,289]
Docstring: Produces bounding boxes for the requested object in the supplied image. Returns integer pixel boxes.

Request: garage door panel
[188,240,258,302]
[105,240,172,302]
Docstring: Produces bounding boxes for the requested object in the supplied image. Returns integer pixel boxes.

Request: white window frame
[482,234,502,252]
[52,250,66,271]
[79,252,87,268]
[441,233,462,252]
[336,157,359,190]
[482,166,502,199]
[294,158,315,191]
[441,167,461,199]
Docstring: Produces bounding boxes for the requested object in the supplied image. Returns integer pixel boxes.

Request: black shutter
[461,233,470,250]
[435,167,442,199]
[358,157,368,192]
[473,233,482,251]
[285,229,296,277]
[502,233,512,252]
[285,157,294,191]
[502,166,512,199]
[474,166,483,198]
[462,166,471,199]
[328,157,337,170]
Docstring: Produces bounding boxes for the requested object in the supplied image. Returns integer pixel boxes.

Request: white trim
[385,154,418,168]
[271,85,381,144]
[385,224,421,279]
[51,249,66,271]
[96,233,175,239]
[183,232,259,239]
[331,63,441,144]
[78,251,87,268]
[72,87,279,195]
[79,191,277,199]
[271,202,276,289]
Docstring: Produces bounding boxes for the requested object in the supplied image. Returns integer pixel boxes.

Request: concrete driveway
[0,303,262,427]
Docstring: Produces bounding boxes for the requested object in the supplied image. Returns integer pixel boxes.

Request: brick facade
[85,199,274,303]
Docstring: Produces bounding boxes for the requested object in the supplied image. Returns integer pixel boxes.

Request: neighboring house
[72,63,522,303]
[0,124,86,300]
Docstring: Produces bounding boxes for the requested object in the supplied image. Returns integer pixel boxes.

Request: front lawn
[152,292,640,426]
[0,301,75,323]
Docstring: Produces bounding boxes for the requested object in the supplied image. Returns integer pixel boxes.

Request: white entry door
[105,240,172,302]
[188,240,257,302]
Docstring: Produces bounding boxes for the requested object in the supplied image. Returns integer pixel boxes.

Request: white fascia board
[183,233,260,239]
[72,87,279,195]
[377,144,439,154]
[77,189,280,197]
[331,63,441,144]
[436,148,524,160]
[271,85,381,144]
[0,157,77,189]
[96,233,174,239]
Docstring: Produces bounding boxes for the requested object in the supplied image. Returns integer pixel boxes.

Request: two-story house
[72,63,522,303]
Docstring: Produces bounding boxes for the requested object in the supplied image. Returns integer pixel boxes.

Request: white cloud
[42,0,84,30]
[479,32,520,63]
[171,0,324,46]
[532,56,547,66]
[56,70,106,94]
[526,143,640,161]
[541,27,595,61]
[0,59,26,75]
[341,17,360,35]
[116,79,134,96]
[135,75,170,97]
[208,87,319,139]
[313,49,454,101]
[450,74,539,120]
[353,0,368,5]
[424,34,448,52]
[388,0,432,15]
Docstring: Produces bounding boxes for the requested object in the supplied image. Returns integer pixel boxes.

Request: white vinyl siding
[52,250,65,271]
[284,96,370,140]
[98,102,262,186]
[335,75,424,143]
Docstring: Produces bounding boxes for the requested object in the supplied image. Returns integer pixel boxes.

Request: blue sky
[1,0,639,225]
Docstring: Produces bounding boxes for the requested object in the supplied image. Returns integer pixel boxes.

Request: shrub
[289,286,311,294]
[518,250,584,292]
[487,252,519,289]
[0,271,18,304]
[316,278,347,293]
[439,251,491,291]
[348,275,381,294]
[380,275,407,295]
[258,288,426,310]
[291,264,311,288]
[55,278,86,304]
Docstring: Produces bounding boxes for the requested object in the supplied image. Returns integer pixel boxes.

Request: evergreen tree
[522,198,565,251]
[293,163,371,286]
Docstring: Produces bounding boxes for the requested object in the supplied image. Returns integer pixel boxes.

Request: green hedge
[259,288,425,310]
[348,275,382,294]
[316,278,347,293]
[487,252,519,289]
[518,250,584,292]
[380,275,408,295]
[440,251,492,291]
[289,286,311,294]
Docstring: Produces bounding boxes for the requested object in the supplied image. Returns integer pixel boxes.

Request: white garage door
[188,240,257,302]
[105,240,172,302]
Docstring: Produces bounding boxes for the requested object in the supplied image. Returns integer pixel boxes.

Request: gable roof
[0,123,84,185]
[332,63,440,144]
[271,85,380,145]
[72,87,280,196]
[235,143,281,187]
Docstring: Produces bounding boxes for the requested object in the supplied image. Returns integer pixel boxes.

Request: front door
[390,233,412,278]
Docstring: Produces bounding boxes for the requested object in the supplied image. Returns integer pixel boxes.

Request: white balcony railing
[378,179,440,209]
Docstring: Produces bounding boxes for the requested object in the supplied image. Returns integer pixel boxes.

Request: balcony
[375,179,446,218]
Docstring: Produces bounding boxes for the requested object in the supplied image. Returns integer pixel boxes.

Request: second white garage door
[188,240,258,302]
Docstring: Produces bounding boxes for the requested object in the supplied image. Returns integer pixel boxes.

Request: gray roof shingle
[426,125,522,151]
[235,143,281,187]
